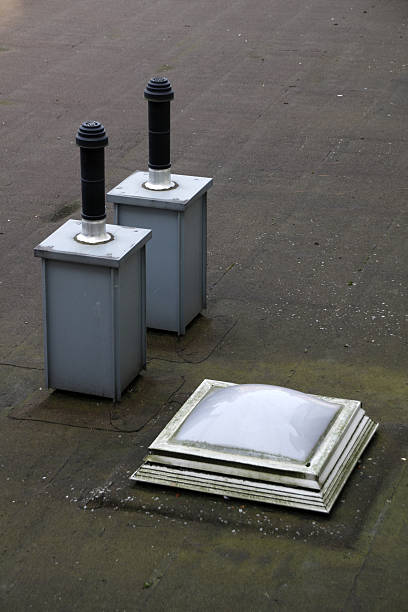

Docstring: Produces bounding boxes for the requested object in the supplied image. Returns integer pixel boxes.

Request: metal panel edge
[41,259,49,388]
[177,211,185,335]
[141,245,147,369]
[201,193,207,309]
[111,268,120,401]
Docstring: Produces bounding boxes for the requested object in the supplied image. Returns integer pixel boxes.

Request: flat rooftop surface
[0,0,407,610]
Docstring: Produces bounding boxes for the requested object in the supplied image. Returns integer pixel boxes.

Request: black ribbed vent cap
[144,76,174,101]
[76,121,108,148]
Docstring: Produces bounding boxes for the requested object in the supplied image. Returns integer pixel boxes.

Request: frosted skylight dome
[131,379,378,513]
[174,384,340,462]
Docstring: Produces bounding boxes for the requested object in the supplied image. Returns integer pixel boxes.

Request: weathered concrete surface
[0,0,407,610]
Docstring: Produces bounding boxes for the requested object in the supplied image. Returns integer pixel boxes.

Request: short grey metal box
[107,171,213,335]
[34,219,151,400]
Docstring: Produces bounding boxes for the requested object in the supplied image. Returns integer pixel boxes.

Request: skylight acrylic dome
[131,379,378,513]
[174,385,340,463]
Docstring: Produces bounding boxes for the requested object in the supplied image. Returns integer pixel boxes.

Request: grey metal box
[107,171,213,335]
[34,219,151,400]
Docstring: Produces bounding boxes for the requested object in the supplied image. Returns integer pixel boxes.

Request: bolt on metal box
[34,219,151,400]
[107,171,212,335]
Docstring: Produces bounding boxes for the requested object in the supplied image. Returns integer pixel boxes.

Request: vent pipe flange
[144,77,176,190]
[75,121,112,244]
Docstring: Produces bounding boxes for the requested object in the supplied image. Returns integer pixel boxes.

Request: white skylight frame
[131,379,378,513]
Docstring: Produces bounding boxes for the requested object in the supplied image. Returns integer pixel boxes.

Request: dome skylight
[131,379,378,513]
[174,384,340,462]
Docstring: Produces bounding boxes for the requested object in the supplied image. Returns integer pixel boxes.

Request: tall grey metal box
[107,171,213,335]
[34,219,151,400]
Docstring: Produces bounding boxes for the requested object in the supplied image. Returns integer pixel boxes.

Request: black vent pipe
[75,121,112,244]
[144,77,175,190]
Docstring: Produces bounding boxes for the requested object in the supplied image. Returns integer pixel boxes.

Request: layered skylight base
[131,379,378,513]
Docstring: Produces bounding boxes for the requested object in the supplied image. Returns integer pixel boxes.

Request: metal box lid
[34,219,151,268]
[106,171,213,211]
